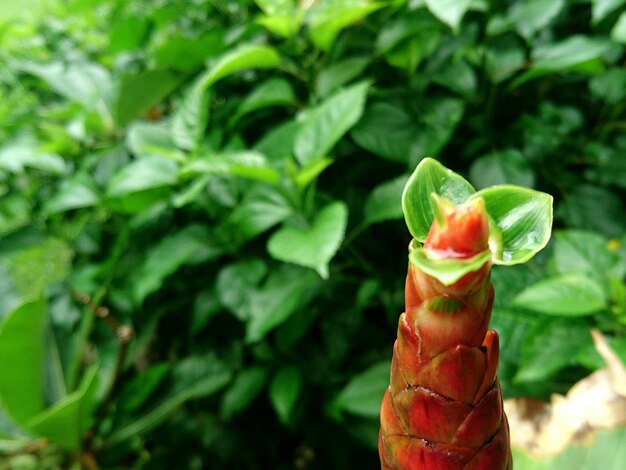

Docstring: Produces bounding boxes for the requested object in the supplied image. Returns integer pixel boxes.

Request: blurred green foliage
[1,0,626,468]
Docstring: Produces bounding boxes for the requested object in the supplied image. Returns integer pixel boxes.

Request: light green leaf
[611,12,626,44]
[589,69,626,104]
[307,1,384,51]
[27,366,98,450]
[126,121,182,160]
[246,267,319,343]
[200,44,281,90]
[267,201,348,278]
[0,298,46,425]
[255,0,302,37]
[269,366,302,424]
[114,70,182,127]
[592,0,626,24]
[333,361,390,418]
[402,158,476,242]
[182,151,280,185]
[472,185,553,265]
[424,0,472,31]
[220,367,269,420]
[294,81,370,165]
[133,225,217,304]
[469,150,535,190]
[508,0,565,39]
[513,274,607,316]
[152,30,225,72]
[409,245,490,287]
[45,173,100,214]
[515,318,593,383]
[107,156,178,198]
[365,174,410,224]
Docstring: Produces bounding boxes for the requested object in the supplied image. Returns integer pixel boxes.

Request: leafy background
[1,0,626,468]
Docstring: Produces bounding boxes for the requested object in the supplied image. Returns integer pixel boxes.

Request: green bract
[402,158,553,267]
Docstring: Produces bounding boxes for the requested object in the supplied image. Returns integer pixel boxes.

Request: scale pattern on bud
[379,198,512,470]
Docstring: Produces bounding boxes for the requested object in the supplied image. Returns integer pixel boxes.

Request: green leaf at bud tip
[409,243,491,286]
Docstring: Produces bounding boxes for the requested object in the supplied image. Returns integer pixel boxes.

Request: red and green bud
[379,196,512,470]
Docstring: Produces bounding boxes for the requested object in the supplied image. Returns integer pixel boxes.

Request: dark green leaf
[217,259,267,321]
[245,266,319,343]
[220,367,269,420]
[592,0,626,24]
[229,185,293,241]
[315,57,370,98]
[269,366,301,424]
[231,78,296,125]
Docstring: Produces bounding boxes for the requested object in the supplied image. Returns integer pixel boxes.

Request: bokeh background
[2,0,626,468]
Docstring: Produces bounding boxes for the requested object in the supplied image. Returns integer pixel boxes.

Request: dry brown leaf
[504,329,626,457]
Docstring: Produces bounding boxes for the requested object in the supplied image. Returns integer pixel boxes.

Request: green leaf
[401,158,476,242]
[515,318,592,383]
[27,366,98,450]
[3,238,73,303]
[108,354,231,444]
[171,44,281,150]
[114,70,182,127]
[182,151,280,185]
[117,363,170,413]
[254,120,300,163]
[333,361,390,418]
[200,44,281,89]
[350,102,414,163]
[589,69,626,104]
[152,30,225,72]
[409,245,490,287]
[217,259,267,321]
[294,81,369,165]
[611,12,626,44]
[592,0,626,24]
[511,36,613,88]
[229,185,293,242]
[230,78,296,125]
[472,185,553,265]
[559,185,626,238]
[255,0,301,38]
[220,367,269,420]
[246,267,319,343]
[45,173,100,214]
[133,225,218,304]
[553,230,622,280]
[292,157,334,189]
[508,0,565,39]
[269,366,301,424]
[107,156,178,198]
[0,298,46,425]
[315,57,370,98]
[432,60,477,97]
[126,121,182,160]
[513,428,626,470]
[365,174,410,224]
[267,201,348,279]
[424,0,472,31]
[307,1,384,51]
[513,274,607,316]
[469,150,535,190]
